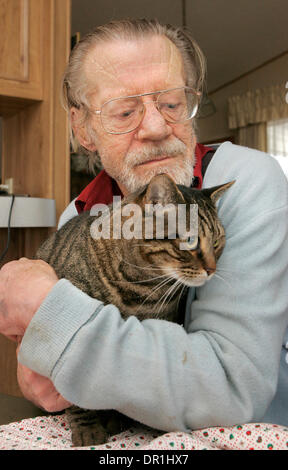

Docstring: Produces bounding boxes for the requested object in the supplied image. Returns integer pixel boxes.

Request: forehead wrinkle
[84,36,185,103]
[84,54,120,94]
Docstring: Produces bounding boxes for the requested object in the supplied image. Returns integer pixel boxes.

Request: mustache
[124,139,187,167]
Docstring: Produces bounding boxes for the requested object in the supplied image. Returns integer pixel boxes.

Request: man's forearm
[15,143,288,430]
[18,279,103,378]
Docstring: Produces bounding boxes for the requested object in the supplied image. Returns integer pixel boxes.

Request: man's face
[77,35,197,195]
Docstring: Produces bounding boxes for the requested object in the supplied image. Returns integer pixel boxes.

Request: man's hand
[0,257,58,339]
[16,344,71,412]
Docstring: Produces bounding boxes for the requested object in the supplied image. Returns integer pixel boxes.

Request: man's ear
[70,107,97,152]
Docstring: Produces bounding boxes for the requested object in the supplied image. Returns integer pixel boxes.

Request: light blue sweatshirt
[19,142,288,430]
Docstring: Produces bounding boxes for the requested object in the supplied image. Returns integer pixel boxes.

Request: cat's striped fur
[36,174,233,446]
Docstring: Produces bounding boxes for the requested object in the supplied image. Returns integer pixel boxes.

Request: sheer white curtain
[267,118,288,157]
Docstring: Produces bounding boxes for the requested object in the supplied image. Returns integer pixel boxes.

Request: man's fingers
[17,361,71,412]
[0,258,58,338]
[6,335,19,342]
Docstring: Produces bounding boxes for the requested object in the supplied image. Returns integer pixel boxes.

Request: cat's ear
[144,174,185,205]
[203,180,235,204]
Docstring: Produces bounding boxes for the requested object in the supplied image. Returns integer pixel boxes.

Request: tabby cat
[36,174,233,446]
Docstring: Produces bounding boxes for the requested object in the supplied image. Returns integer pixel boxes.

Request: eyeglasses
[89,86,200,135]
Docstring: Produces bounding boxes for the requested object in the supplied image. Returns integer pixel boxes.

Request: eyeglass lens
[100,88,198,134]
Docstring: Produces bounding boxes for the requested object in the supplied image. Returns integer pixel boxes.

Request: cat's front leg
[66,406,109,447]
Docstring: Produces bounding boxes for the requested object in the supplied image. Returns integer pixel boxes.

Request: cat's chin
[183,273,214,287]
[164,268,214,288]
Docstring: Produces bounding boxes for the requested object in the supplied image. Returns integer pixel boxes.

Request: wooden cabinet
[0,0,43,111]
[0,0,71,396]
[0,0,30,83]
[1,0,71,222]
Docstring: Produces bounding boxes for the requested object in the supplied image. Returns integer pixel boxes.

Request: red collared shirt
[75,143,212,214]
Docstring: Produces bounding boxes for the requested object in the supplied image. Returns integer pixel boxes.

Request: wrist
[18,279,103,377]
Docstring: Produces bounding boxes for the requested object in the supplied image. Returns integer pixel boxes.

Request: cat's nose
[205,266,216,276]
[203,253,216,277]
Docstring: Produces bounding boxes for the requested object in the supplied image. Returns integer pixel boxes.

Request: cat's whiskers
[214,268,234,286]
[151,267,185,313]
[111,273,169,284]
[173,278,187,304]
[176,283,188,316]
[213,272,236,300]
[120,258,164,271]
[140,275,175,305]
[216,265,247,276]
[155,277,184,315]
[136,275,175,314]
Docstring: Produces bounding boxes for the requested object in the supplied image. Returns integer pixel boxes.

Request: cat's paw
[71,426,109,447]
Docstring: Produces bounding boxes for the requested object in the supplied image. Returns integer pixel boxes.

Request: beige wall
[197,53,288,144]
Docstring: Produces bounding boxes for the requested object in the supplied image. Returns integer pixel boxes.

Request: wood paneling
[0,0,43,100]
[1,0,70,210]
[0,0,29,82]
[0,0,71,397]
[53,0,71,222]
[0,336,18,396]
[2,104,50,197]
[0,95,37,117]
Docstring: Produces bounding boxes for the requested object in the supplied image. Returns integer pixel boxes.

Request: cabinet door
[0,0,42,101]
[0,0,29,82]
[0,0,71,397]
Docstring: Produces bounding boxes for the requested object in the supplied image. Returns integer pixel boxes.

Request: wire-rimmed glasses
[89,86,200,135]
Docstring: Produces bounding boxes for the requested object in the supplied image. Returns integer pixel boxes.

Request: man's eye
[115,109,135,119]
[163,102,179,110]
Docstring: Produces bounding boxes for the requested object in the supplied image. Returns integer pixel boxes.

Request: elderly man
[1,19,288,432]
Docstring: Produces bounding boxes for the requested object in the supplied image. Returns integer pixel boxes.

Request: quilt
[0,414,287,450]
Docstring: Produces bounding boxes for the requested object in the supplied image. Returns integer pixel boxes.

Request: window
[267,118,288,157]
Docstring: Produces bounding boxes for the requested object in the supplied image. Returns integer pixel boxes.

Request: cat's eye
[185,235,198,250]
[213,240,219,249]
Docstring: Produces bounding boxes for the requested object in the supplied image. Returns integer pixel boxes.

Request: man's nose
[136,102,172,141]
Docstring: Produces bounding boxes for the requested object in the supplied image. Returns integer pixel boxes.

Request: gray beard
[106,139,195,193]
[120,158,194,193]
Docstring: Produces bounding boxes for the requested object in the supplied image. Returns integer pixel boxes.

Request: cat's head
[117,174,234,287]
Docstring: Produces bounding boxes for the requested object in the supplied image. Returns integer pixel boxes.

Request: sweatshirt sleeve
[18,142,288,431]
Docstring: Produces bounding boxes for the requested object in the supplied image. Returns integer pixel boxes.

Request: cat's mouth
[184,276,211,287]
[164,267,214,287]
